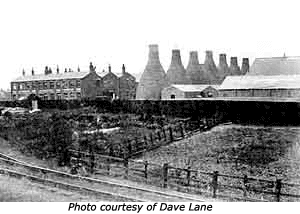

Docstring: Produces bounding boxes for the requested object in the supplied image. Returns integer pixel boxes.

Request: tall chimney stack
[241,58,249,75]
[44,66,49,75]
[166,49,187,84]
[56,65,59,74]
[108,64,112,73]
[31,68,34,76]
[204,50,218,84]
[229,57,241,75]
[217,53,229,81]
[122,64,126,74]
[22,69,25,76]
[136,44,167,100]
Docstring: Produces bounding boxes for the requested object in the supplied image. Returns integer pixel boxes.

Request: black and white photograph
[0,0,300,210]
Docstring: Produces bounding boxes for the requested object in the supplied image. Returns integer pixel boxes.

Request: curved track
[0,152,206,202]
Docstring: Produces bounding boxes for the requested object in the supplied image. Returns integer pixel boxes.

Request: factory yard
[140,124,300,184]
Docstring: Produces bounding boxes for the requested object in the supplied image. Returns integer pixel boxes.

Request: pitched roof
[166,84,219,92]
[12,71,92,82]
[249,56,300,75]
[219,75,300,90]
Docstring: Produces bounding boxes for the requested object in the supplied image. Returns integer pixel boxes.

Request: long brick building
[11,63,137,101]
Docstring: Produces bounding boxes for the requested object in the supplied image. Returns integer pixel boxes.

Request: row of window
[12,79,81,91]
[39,92,81,100]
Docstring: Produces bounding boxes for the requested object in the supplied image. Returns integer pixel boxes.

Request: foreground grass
[140,125,300,183]
[0,175,102,202]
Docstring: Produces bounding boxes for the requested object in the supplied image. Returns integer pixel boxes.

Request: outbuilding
[161,84,219,100]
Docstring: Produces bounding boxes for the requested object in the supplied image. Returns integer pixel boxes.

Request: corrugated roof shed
[249,56,300,75]
[219,75,300,90]
[167,84,219,92]
[12,71,94,82]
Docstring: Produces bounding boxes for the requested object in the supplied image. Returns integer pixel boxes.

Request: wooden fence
[77,117,219,159]
[69,149,300,202]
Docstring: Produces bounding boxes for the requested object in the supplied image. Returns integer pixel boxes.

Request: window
[64,92,69,99]
[77,92,81,99]
[170,94,175,99]
[50,81,55,89]
[69,80,75,88]
[12,83,18,90]
[50,93,55,100]
[32,82,36,90]
[25,82,30,90]
[62,81,68,89]
[56,93,61,100]
[43,94,48,100]
[19,83,24,90]
[56,81,61,89]
[76,80,81,88]
[43,81,48,89]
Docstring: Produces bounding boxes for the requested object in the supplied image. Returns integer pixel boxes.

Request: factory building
[248,56,300,76]
[162,84,219,100]
[218,75,300,99]
[136,44,249,100]
[11,63,137,101]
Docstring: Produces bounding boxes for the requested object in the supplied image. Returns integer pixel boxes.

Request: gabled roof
[249,56,300,75]
[12,71,93,82]
[219,75,300,90]
[165,84,219,92]
[97,71,118,78]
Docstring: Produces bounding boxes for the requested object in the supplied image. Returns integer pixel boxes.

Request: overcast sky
[1,0,300,89]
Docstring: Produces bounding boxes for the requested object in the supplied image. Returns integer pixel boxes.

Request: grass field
[140,125,300,183]
[0,174,105,202]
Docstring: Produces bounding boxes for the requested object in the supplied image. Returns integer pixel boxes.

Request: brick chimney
[204,50,218,84]
[186,51,208,84]
[44,66,49,75]
[22,69,25,76]
[166,49,187,84]
[89,62,96,72]
[229,57,241,75]
[136,44,167,100]
[56,65,59,74]
[108,64,112,73]
[241,58,249,75]
[122,64,126,75]
[217,53,229,81]
[77,66,80,72]
[31,68,34,76]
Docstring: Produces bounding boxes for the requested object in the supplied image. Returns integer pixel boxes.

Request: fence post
[127,141,132,155]
[211,171,219,198]
[186,166,191,186]
[180,124,184,138]
[150,133,154,146]
[162,163,169,188]
[162,128,166,141]
[143,135,148,150]
[89,146,95,174]
[275,178,282,202]
[144,161,148,180]
[169,127,174,142]
[243,174,248,198]
[157,131,161,141]
[123,157,129,179]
